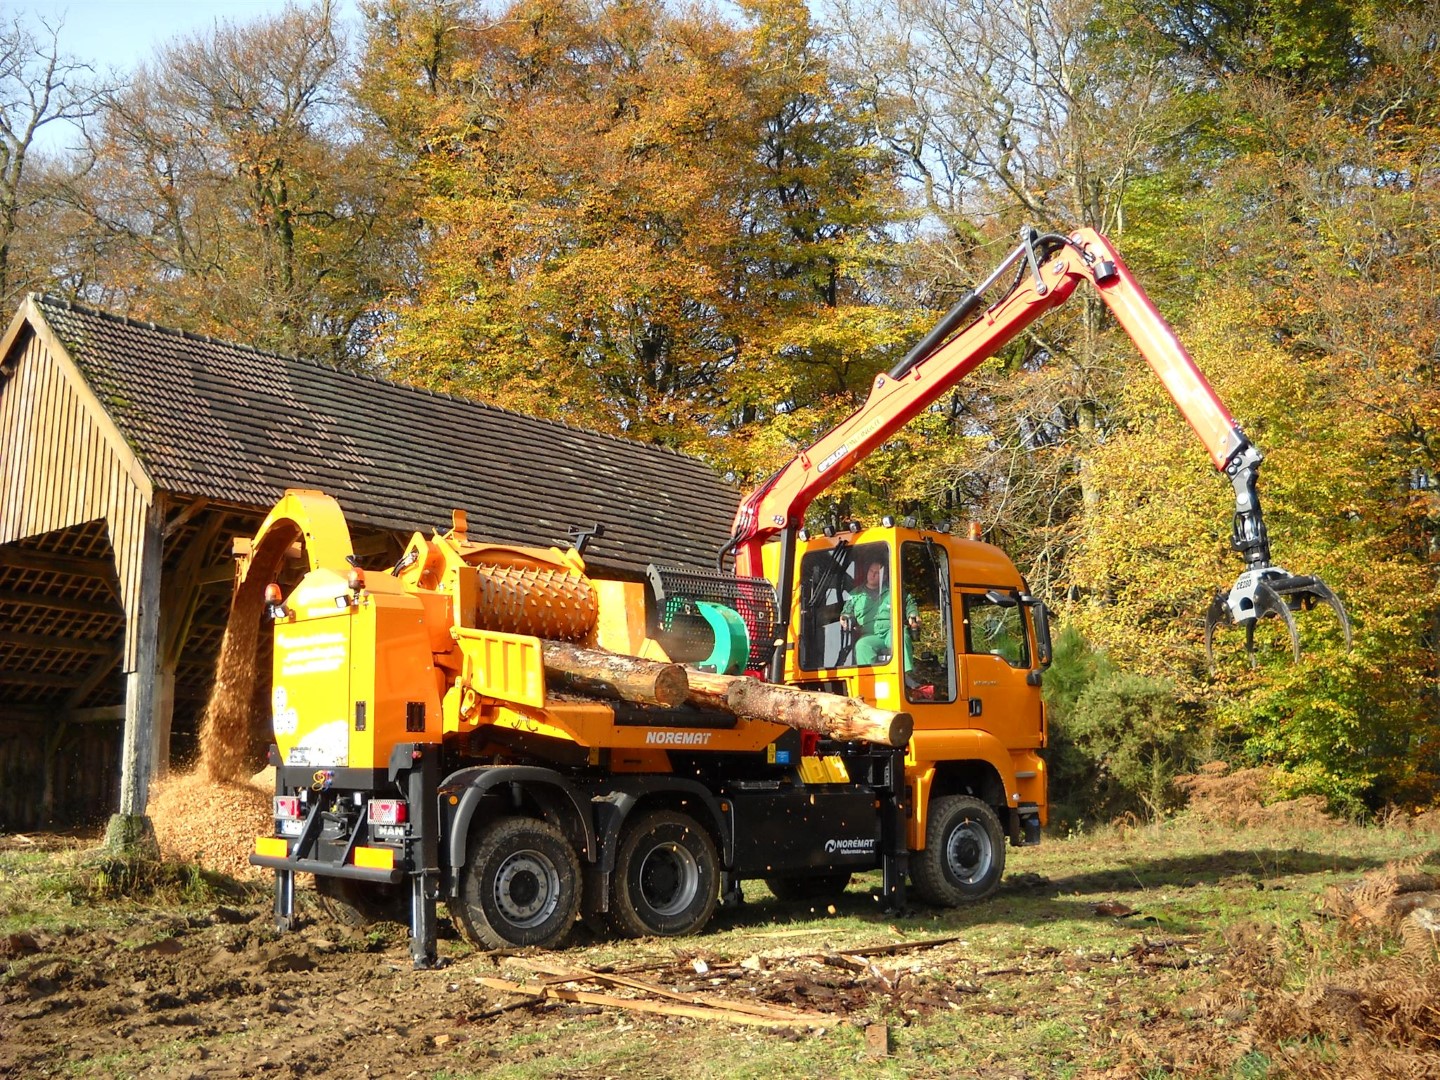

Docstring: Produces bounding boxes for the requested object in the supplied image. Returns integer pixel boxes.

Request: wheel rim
[944,817,992,885]
[637,841,699,917]
[493,848,562,928]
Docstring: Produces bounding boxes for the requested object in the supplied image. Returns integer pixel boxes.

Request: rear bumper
[248,853,405,884]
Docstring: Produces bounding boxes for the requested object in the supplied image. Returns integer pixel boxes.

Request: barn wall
[0,717,123,831]
[0,325,154,670]
[0,316,162,828]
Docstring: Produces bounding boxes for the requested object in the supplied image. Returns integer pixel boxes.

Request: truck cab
[767,523,1050,851]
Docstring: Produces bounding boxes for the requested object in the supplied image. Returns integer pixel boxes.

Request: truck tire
[451,816,580,949]
[911,795,1005,905]
[764,873,852,903]
[608,810,718,938]
[316,877,405,927]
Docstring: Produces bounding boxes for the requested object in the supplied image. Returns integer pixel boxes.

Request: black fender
[440,765,597,876]
[583,777,733,874]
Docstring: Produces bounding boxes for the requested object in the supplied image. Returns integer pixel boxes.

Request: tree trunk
[685,668,912,748]
[542,642,689,707]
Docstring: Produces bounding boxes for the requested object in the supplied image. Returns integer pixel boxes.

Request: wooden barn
[0,295,738,834]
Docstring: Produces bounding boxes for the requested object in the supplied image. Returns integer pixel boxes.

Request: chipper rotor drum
[472,563,598,641]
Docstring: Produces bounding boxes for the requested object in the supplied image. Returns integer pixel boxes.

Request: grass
[0,838,262,936]
[2,807,1437,1079]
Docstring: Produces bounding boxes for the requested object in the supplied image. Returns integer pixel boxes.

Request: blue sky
[20,1,360,154]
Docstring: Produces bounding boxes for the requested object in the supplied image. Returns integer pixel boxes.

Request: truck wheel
[316,877,405,927]
[609,810,718,938]
[764,873,852,903]
[911,795,1005,905]
[451,816,580,949]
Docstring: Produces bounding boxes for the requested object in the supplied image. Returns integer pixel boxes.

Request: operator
[840,558,920,667]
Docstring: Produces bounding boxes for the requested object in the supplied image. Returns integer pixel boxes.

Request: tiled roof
[33,296,739,575]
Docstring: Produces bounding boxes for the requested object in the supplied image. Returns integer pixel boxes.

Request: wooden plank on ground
[524,961,821,1021]
[837,936,960,957]
[477,977,830,1028]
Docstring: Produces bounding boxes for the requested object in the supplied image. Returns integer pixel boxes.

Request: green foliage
[1065,7,1440,810]
[1125,0,1381,87]
[1044,626,1204,824]
[1223,640,1438,816]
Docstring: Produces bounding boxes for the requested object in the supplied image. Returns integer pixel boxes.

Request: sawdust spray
[198,579,270,783]
[153,553,276,874]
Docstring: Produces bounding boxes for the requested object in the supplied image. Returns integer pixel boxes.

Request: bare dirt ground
[3,788,1439,1079]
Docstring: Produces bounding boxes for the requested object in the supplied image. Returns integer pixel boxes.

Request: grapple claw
[1252,580,1300,666]
[1203,592,1231,670]
[1207,565,1351,670]
[1265,574,1353,651]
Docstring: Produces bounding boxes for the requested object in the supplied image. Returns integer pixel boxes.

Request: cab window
[962,592,1029,668]
[900,541,957,704]
[797,541,890,670]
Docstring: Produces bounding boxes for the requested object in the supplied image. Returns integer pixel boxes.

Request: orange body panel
[256,490,1047,847]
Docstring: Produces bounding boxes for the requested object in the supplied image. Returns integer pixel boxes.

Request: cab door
[956,588,1041,745]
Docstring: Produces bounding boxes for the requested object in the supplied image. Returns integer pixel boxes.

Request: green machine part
[694,600,750,675]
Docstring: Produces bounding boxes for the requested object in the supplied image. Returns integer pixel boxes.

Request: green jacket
[842,587,918,638]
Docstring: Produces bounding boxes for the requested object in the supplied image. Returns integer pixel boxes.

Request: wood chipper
[244,227,1348,965]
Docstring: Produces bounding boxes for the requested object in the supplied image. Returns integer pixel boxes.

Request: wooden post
[107,495,164,853]
[152,505,224,781]
[152,667,177,782]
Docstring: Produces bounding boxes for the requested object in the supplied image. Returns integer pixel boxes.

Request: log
[542,641,689,707]
[681,668,738,710]
[685,668,912,748]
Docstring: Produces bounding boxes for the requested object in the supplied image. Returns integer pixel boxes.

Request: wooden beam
[65,705,125,723]
[40,719,70,821]
[0,588,124,615]
[64,644,124,710]
[0,670,84,689]
[197,561,237,587]
[162,498,210,539]
[0,546,119,581]
[162,512,226,665]
[0,629,117,655]
[1,706,52,722]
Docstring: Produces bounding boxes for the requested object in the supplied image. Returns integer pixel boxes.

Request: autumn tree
[61,2,407,364]
[0,13,101,310]
[1067,1,1440,808]
[823,0,1190,595]
[360,0,906,465]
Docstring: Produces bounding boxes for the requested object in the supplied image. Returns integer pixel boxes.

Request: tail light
[368,799,408,825]
[274,795,301,820]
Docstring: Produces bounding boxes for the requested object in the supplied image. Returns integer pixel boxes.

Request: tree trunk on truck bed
[542,642,689,707]
[685,669,913,748]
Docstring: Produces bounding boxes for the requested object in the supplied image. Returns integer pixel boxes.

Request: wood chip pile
[150,770,272,880]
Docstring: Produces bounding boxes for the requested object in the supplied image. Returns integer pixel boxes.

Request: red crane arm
[728,228,1247,577]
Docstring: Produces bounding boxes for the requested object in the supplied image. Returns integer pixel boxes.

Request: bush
[1044,626,1205,824]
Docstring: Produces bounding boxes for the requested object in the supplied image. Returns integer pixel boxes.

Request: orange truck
[246,228,1347,966]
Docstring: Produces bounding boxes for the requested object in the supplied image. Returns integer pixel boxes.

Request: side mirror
[1026,598,1053,667]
